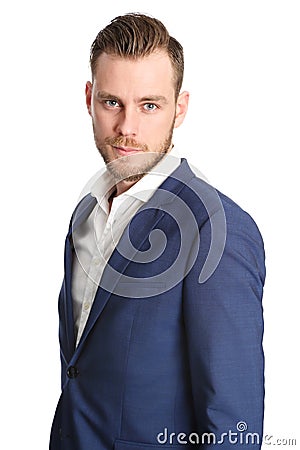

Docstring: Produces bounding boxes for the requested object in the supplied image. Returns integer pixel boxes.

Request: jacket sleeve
[183,202,266,449]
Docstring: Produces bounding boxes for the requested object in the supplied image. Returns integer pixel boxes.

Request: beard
[93,122,175,184]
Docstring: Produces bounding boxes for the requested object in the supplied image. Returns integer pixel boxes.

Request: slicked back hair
[90,13,184,98]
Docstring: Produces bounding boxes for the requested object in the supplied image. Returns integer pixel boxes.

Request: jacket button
[67,366,79,379]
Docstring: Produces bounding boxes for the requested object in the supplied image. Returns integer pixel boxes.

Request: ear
[85,81,93,116]
[174,91,189,128]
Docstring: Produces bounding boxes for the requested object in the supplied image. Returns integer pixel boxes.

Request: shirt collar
[90,146,181,210]
[122,147,181,202]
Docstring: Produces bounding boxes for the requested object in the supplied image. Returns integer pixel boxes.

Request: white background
[0,0,299,448]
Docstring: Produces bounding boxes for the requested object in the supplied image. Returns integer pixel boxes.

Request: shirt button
[93,257,100,266]
[83,302,91,311]
[67,366,79,379]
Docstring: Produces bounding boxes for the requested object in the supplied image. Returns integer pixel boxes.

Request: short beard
[93,123,174,184]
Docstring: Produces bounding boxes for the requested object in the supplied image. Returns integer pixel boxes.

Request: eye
[104,99,120,108]
[143,103,158,111]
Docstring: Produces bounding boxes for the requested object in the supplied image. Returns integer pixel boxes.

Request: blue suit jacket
[50,159,265,450]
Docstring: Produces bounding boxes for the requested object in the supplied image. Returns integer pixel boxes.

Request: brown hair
[90,13,184,98]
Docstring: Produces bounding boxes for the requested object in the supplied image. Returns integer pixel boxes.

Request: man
[50,13,266,450]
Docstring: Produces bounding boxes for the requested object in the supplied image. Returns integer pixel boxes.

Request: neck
[114,176,143,197]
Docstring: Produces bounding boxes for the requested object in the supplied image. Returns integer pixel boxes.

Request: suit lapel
[73,205,166,356]
[67,159,195,364]
[68,193,98,236]
[62,194,97,361]
[69,159,196,360]
[60,236,76,363]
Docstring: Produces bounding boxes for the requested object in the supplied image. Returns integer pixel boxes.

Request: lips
[113,146,143,156]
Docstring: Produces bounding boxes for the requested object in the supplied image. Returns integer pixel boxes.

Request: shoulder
[185,166,264,243]
[183,165,266,277]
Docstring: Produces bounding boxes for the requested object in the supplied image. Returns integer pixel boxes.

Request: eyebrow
[96,91,122,102]
[96,91,168,105]
[140,95,168,105]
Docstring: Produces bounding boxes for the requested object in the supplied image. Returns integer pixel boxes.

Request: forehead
[93,51,175,97]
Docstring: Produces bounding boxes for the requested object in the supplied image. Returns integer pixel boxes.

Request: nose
[114,107,139,137]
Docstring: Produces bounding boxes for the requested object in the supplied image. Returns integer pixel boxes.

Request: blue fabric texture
[50,159,265,450]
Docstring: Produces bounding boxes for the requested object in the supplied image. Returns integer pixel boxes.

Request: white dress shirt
[71,149,181,346]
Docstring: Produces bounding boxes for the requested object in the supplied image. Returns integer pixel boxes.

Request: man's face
[86,51,189,182]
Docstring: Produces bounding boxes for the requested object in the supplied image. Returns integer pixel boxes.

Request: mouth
[113,146,143,156]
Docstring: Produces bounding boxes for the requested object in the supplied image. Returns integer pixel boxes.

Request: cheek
[152,116,175,141]
[142,110,175,132]
[92,109,114,135]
